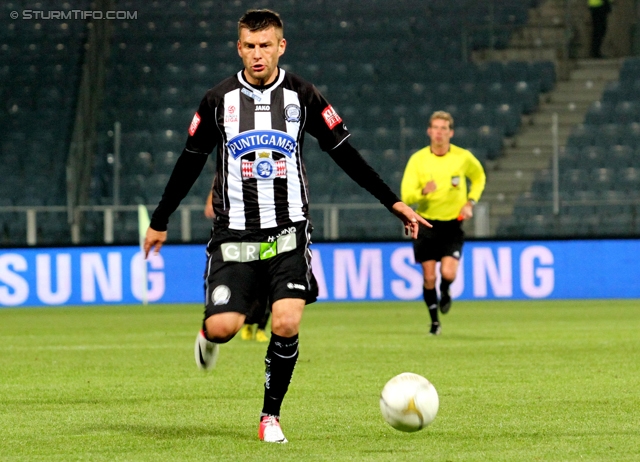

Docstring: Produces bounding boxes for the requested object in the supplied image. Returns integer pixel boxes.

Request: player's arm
[145,96,218,257]
[304,85,429,237]
[328,141,430,237]
[144,150,209,257]
[458,152,487,220]
[466,152,486,203]
[204,188,215,218]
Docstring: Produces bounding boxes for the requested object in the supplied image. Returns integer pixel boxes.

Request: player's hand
[422,180,436,195]
[458,202,474,221]
[391,202,432,239]
[143,227,167,258]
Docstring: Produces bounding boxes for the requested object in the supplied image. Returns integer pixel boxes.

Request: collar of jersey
[428,145,451,156]
[237,68,286,97]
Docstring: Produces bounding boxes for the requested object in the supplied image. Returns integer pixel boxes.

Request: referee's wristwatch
[467,199,476,206]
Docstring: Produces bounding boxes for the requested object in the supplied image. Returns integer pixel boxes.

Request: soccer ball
[379,372,439,432]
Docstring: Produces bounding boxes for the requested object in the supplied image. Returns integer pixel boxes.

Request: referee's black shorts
[412,219,464,263]
[202,220,318,320]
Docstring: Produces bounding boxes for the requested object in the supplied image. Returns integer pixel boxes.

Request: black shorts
[203,220,318,320]
[412,219,464,263]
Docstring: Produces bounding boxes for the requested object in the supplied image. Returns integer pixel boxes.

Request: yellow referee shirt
[401,144,486,221]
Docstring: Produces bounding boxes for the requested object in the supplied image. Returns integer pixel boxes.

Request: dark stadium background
[1,0,639,246]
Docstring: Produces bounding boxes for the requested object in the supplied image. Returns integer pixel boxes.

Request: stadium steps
[485,58,623,235]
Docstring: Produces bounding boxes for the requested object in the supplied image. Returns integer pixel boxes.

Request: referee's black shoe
[429,322,441,336]
[439,290,452,314]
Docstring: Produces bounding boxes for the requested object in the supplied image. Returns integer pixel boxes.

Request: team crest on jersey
[451,175,461,187]
[226,129,297,159]
[189,112,201,136]
[321,105,342,129]
[242,155,287,180]
[284,104,301,122]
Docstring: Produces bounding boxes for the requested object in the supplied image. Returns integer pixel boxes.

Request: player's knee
[204,316,241,343]
[441,268,457,282]
[270,315,300,337]
[423,275,437,288]
[442,271,456,282]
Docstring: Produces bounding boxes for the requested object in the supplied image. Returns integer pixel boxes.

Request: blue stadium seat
[610,145,633,168]
[567,124,596,147]
[618,167,640,193]
[584,101,613,125]
[452,126,477,149]
[597,214,634,236]
[590,167,615,192]
[613,101,640,124]
[476,125,504,159]
[514,81,539,114]
[494,103,520,136]
[594,124,621,148]
[582,146,605,168]
[621,122,640,147]
[467,103,493,128]
[619,57,640,82]
[602,81,622,103]
[560,168,589,192]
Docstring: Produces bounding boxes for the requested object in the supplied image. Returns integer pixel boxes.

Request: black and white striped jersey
[186,68,350,231]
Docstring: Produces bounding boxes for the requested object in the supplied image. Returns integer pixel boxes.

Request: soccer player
[143,9,429,443]
[401,111,486,336]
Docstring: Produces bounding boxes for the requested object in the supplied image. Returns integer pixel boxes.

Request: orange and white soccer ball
[379,372,439,432]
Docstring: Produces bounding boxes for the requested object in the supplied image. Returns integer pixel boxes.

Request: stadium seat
[609,145,633,169]
[582,146,605,168]
[467,103,492,128]
[584,101,613,125]
[494,104,520,137]
[560,168,589,192]
[602,81,623,103]
[476,125,504,159]
[597,214,634,236]
[513,81,539,114]
[619,57,640,82]
[613,101,640,124]
[620,123,640,147]
[594,124,621,148]
[567,124,596,148]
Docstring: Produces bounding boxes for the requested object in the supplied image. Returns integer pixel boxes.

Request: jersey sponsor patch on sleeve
[321,105,342,130]
[189,112,201,136]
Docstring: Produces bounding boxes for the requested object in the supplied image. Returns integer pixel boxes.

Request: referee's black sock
[423,287,439,323]
[261,333,299,417]
[440,278,453,298]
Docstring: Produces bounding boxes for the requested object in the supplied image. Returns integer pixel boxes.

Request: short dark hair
[238,9,283,38]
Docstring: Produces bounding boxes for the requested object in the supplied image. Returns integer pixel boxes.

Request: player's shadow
[94,424,246,440]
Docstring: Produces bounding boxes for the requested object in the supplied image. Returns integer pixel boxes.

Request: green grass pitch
[1,300,639,461]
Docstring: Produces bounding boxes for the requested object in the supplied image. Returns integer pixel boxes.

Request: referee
[401,111,486,335]
[143,9,428,443]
